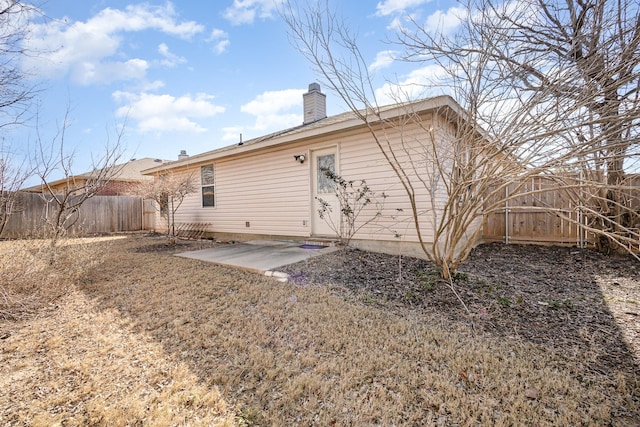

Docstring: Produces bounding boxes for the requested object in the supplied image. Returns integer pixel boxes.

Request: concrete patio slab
[175,240,339,273]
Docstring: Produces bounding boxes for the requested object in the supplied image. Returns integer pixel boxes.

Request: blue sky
[11,0,460,178]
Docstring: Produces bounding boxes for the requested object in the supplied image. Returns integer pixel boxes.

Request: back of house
[143,84,470,258]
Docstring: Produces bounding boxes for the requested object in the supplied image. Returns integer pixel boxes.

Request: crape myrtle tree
[397,0,640,254]
[34,111,126,248]
[0,140,32,236]
[282,0,639,281]
[0,0,41,235]
[0,0,38,130]
[132,171,197,244]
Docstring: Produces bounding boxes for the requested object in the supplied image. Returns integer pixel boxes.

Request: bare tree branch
[282,0,639,282]
[0,0,41,129]
[33,109,127,247]
[131,171,197,244]
[0,137,33,235]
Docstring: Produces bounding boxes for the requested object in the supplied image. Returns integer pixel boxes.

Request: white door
[311,147,338,236]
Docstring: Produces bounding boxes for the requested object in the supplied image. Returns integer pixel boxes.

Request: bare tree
[132,171,197,243]
[0,0,40,234]
[397,0,640,253]
[0,139,33,236]
[0,0,40,130]
[34,112,126,247]
[282,0,639,282]
[281,1,517,282]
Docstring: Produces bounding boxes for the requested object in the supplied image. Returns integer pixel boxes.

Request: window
[201,164,215,207]
[316,154,335,194]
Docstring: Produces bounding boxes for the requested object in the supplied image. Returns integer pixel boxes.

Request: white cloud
[221,88,304,141]
[23,3,203,84]
[425,6,468,34]
[208,28,230,54]
[241,89,304,131]
[79,3,203,38]
[374,64,446,104]
[213,39,231,54]
[369,50,397,72]
[140,80,166,91]
[158,43,186,67]
[376,0,428,17]
[73,58,149,85]
[209,28,228,39]
[387,16,404,31]
[241,89,303,117]
[223,0,284,25]
[113,91,225,133]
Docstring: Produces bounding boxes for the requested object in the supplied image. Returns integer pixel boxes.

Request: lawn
[1,234,638,426]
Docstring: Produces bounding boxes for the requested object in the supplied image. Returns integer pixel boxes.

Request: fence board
[1,192,144,238]
[143,199,157,231]
[483,174,639,248]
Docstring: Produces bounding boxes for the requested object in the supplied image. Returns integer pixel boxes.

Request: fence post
[578,203,584,249]
[505,186,510,245]
[576,171,583,249]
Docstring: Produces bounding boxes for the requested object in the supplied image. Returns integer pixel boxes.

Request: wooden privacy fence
[483,175,640,248]
[143,199,157,231]
[1,192,151,239]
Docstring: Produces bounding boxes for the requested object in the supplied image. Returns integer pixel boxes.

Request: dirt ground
[282,242,640,377]
[1,235,639,426]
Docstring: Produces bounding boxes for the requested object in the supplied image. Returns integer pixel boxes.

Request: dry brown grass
[0,236,120,321]
[1,235,638,425]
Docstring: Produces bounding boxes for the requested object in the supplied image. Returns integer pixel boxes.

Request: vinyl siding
[337,114,454,244]
[174,141,314,236]
[170,111,458,244]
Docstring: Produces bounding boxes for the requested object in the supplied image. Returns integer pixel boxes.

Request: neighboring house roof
[23,157,169,192]
[143,95,465,174]
[106,157,170,181]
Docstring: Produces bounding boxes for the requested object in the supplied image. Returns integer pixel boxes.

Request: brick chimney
[178,150,189,160]
[303,82,326,125]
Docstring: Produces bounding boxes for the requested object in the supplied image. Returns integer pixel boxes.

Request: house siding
[168,111,456,247]
[336,113,455,245]
[174,142,315,237]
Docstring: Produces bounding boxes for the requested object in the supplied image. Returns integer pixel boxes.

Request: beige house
[143,84,471,257]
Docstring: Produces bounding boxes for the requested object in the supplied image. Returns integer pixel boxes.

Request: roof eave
[142,95,464,175]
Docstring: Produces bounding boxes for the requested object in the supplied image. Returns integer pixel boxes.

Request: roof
[142,95,465,174]
[105,157,170,181]
[23,157,170,191]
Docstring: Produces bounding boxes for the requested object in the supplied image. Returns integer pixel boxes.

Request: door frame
[310,145,339,237]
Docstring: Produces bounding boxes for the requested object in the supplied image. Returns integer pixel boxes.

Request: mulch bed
[281,243,640,380]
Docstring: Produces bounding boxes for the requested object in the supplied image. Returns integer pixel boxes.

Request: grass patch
[0,237,116,320]
[0,235,638,425]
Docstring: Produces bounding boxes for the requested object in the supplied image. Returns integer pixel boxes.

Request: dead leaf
[525,388,539,400]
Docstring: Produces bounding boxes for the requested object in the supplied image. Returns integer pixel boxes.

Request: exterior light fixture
[294,154,305,164]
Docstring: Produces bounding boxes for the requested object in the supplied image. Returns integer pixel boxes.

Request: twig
[445,279,470,314]
[445,278,475,333]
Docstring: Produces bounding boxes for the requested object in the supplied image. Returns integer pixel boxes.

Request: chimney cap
[308,82,321,92]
